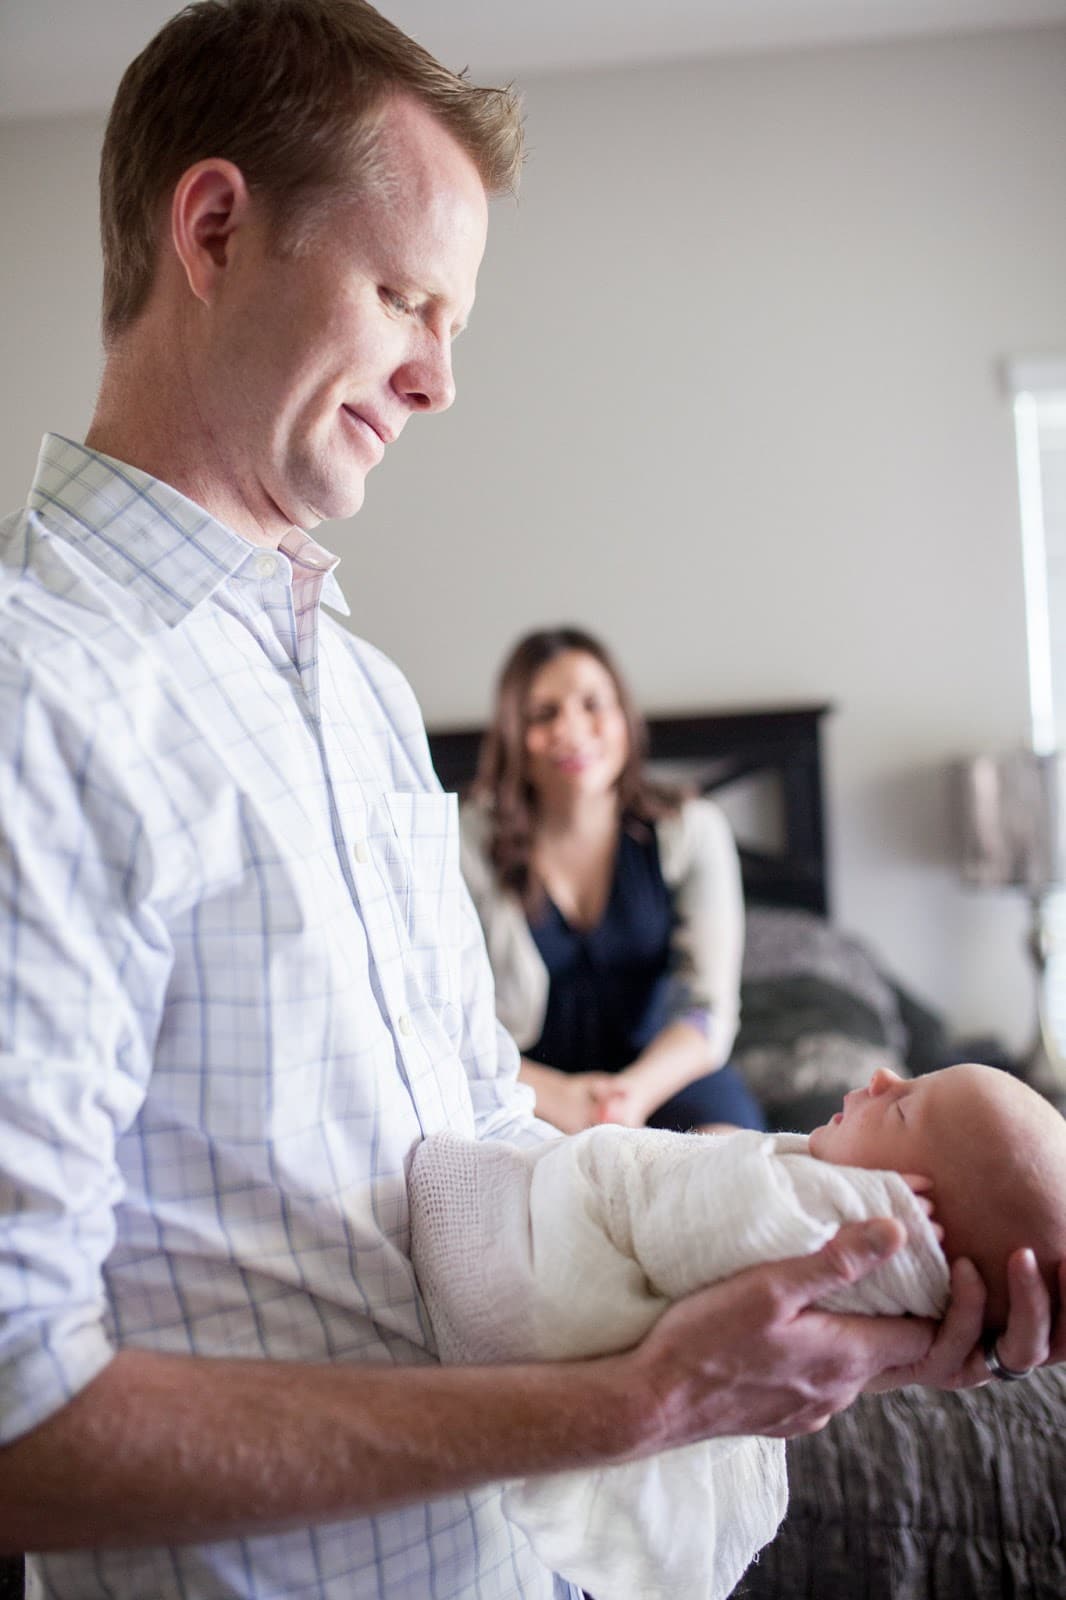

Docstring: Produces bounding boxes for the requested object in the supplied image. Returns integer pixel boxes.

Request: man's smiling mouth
[341,405,391,460]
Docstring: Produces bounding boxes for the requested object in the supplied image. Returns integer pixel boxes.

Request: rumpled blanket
[409,1126,949,1600]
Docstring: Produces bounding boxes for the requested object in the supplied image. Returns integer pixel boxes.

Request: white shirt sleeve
[0,658,169,1442]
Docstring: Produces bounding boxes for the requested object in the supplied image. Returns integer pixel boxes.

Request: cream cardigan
[459,796,745,1067]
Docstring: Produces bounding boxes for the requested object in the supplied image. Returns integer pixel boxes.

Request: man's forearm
[0,1222,959,1555]
[0,1346,648,1553]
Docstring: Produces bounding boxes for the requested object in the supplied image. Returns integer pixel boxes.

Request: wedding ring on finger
[982,1330,1034,1382]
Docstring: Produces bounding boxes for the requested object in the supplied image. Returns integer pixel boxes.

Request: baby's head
[809,1063,1066,1330]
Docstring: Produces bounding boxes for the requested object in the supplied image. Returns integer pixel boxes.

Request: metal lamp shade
[953,750,1066,892]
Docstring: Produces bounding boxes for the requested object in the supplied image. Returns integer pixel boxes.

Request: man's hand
[621,1218,936,1455]
[868,1248,1066,1393]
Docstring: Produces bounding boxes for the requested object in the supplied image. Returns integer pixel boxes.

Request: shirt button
[353,839,370,864]
[254,553,278,579]
[397,1013,414,1037]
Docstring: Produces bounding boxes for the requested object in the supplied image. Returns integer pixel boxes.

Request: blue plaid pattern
[0,436,572,1600]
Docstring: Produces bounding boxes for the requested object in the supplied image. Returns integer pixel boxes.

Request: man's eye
[381,289,411,316]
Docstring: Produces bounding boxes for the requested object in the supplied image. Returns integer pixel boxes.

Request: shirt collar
[27,434,350,626]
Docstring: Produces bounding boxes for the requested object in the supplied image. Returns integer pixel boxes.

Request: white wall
[3,26,1065,1049]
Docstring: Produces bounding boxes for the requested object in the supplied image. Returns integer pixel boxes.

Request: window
[1008,359,1066,1072]
[1009,360,1066,753]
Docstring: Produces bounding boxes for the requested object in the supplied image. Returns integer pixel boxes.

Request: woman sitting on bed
[460,625,765,1135]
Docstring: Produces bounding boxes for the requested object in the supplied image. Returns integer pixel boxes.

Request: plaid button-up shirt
[0,435,572,1600]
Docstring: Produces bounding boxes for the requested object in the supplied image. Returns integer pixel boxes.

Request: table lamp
[953,749,1066,1089]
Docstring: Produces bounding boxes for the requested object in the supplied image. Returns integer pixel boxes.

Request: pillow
[735,908,947,1133]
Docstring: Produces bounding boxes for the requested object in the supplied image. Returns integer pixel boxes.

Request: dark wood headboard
[427,703,833,917]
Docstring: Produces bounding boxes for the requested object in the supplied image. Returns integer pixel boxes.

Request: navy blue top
[527,821,676,1076]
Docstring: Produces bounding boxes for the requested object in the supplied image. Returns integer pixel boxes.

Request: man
[0,3,1060,1597]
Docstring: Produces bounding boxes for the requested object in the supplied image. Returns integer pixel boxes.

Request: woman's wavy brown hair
[470,627,682,911]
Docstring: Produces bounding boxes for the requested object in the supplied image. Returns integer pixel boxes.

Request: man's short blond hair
[99,0,523,343]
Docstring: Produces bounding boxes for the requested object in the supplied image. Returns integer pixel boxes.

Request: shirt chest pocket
[379,790,463,1005]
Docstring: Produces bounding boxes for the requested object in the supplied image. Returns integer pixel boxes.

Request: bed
[428,702,1066,1600]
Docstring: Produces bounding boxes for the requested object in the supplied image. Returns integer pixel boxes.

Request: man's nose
[397,339,456,414]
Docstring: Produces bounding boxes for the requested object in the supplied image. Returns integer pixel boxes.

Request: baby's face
[808,1066,943,1173]
[811,1062,1066,1330]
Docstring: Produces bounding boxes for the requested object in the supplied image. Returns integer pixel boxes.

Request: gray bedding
[738,1365,1066,1599]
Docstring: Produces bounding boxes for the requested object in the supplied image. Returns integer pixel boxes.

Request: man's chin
[294,478,368,530]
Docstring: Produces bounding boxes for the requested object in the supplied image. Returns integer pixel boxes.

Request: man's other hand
[868,1247,1066,1393]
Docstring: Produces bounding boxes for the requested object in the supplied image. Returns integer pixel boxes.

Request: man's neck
[86,335,287,549]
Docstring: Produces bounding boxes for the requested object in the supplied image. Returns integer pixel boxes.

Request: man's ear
[170,158,253,308]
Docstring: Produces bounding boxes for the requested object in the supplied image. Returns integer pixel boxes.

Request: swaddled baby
[806,1061,1066,1328]
[409,1064,1066,1600]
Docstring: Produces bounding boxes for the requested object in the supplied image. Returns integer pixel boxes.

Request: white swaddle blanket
[409,1126,949,1600]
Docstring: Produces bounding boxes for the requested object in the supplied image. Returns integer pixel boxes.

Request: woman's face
[522,650,630,806]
